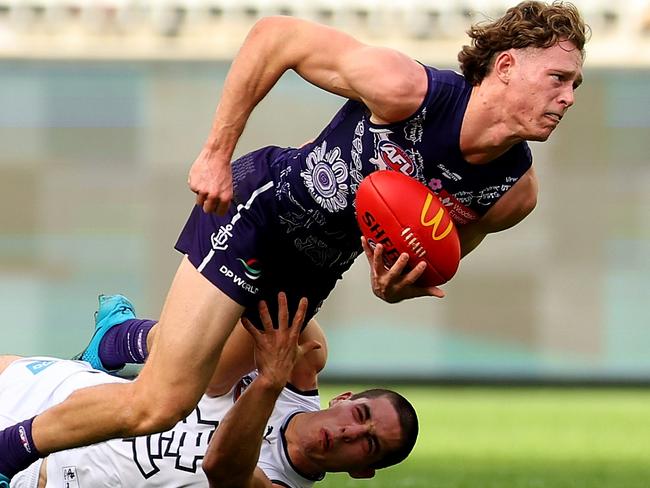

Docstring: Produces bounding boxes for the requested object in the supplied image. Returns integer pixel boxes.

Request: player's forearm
[204,17,301,161]
[459,232,486,257]
[203,375,283,487]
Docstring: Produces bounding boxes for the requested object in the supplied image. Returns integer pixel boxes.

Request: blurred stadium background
[2,1,650,486]
[1,0,648,383]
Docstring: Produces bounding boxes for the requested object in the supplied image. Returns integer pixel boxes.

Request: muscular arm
[203,375,283,488]
[203,295,321,488]
[458,166,538,257]
[206,318,327,396]
[191,16,427,213]
[212,16,425,147]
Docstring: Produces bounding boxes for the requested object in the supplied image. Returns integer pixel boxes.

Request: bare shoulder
[260,15,428,123]
[478,166,538,233]
[359,53,428,123]
[0,355,23,375]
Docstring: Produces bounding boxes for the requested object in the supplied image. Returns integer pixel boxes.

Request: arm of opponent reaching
[205,316,327,397]
[189,15,427,214]
[203,294,321,488]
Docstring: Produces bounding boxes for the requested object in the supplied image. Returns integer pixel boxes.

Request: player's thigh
[242,257,339,331]
[135,256,244,411]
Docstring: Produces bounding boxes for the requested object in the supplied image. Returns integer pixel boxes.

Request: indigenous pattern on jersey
[176,147,360,329]
[1,358,319,488]
[176,66,532,318]
[284,66,533,229]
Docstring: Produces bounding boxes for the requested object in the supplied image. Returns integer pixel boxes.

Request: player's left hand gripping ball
[355,170,461,286]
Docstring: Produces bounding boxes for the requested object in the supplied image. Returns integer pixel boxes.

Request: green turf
[317,385,650,488]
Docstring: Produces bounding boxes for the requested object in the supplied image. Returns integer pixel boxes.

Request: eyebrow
[556,68,583,89]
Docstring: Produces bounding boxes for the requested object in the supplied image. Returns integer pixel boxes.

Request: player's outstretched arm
[203,293,321,488]
[189,15,427,214]
[206,316,327,396]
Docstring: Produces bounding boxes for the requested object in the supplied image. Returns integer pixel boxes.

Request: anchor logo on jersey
[211,224,234,251]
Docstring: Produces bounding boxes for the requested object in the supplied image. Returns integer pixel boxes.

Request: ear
[493,50,515,84]
[328,391,353,408]
[348,468,376,479]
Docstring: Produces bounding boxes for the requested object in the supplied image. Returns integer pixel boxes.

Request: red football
[355,170,461,286]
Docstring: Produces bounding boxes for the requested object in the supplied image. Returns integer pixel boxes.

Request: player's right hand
[362,237,446,303]
[188,146,234,215]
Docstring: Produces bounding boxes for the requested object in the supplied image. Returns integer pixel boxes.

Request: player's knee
[125,389,196,436]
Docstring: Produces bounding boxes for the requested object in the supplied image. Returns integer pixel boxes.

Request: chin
[531,134,551,142]
[527,128,555,142]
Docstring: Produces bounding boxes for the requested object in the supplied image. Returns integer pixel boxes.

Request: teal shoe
[73,294,136,373]
[0,473,10,487]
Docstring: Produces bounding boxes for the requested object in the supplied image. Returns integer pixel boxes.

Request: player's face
[300,395,403,474]
[508,40,583,141]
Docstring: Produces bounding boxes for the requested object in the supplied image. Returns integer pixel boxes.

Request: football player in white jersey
[0,293,418,488]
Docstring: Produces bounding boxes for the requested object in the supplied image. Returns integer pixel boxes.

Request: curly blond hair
[458,1,589,85]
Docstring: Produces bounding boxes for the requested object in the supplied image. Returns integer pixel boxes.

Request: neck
[284,413,325,480]
[462,85,523,164]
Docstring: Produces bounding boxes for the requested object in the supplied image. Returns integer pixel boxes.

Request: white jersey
[0,357,320,488]
[243,372,322,488]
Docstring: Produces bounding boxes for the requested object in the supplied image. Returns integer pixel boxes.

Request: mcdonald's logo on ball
[355,170,461,286]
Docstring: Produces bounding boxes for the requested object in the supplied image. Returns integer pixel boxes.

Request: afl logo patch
[378,140,414,175]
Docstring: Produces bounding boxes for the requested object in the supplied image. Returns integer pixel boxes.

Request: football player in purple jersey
[0,2,587,481]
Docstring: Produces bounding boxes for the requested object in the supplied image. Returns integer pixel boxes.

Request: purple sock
[99,319,157,369]
[0,417,41,478]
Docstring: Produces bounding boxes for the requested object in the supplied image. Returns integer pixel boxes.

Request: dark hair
[458,1,589,85]
[349,388,419,470]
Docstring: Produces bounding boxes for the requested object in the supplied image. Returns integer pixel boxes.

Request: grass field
[317,385,650,488]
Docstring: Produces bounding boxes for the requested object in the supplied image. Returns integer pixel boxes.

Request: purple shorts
[175,146,344,329]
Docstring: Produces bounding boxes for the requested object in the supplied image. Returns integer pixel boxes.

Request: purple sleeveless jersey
[176,67,532,327]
